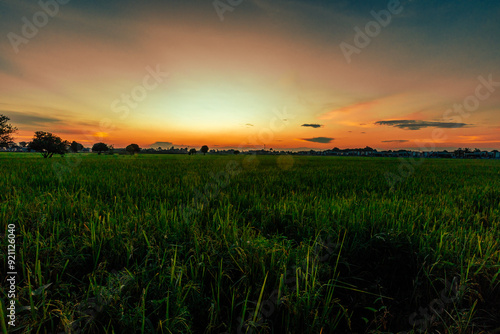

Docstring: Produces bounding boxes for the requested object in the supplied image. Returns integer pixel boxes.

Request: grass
[0,153,499,333]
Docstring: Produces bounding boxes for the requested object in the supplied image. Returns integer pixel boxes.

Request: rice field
[1,153,499,333]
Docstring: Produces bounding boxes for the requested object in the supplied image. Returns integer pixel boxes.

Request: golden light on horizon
[0,1,498,150]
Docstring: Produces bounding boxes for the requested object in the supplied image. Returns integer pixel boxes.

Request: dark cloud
[149,141,173,148]
[375,120,469,130]
[301,123,323,128]
[301,137,334,143]
[2,110,62,126]
[245,123,254,127]
[382,140,409,143]
[51,129,84,135]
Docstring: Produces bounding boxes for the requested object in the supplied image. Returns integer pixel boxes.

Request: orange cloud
[319,100,377,120]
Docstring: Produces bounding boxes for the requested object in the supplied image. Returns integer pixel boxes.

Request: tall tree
[0,114,17,148]
[28,131,69,158]
[200,145,209,155]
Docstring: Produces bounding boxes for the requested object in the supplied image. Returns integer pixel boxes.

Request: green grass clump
[1,153,499,333]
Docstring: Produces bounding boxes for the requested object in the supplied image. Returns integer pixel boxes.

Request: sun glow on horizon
[0,1,499,150]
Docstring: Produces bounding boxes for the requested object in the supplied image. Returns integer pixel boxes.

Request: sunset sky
[1,0,499,150]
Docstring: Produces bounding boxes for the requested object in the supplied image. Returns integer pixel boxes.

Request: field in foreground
[1,153,499,333]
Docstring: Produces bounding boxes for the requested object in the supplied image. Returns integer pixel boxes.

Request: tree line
[0,114,211,158]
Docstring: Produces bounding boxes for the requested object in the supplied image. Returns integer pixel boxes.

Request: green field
[1,153,499,333]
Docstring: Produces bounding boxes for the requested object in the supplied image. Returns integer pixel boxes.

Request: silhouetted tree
[454,148,465,158]
[19,141,27,148]
[201,145,209,155]
[0,114,17,148]
[189,148,197,155]
[92,142,109,155]
[28,131,69,158]
[126,143,141,155]
[234,150,240,155]
[70,141,84,153]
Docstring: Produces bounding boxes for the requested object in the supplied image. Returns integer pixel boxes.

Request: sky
[1,0,499,151]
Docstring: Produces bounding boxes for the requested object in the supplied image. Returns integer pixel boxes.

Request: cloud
[49,128,88,135]
[382,140,409,143]
[150,141,173,148]
[245,123,254,127]
[300,137,334,143]
[301,123,323,128]
[2,110,62,126]
[320,101,377,120]
[375,120,469,130]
